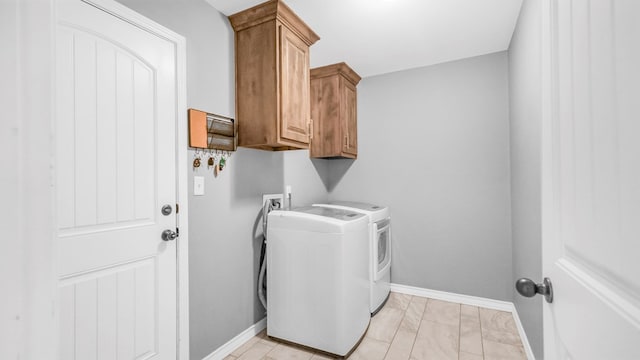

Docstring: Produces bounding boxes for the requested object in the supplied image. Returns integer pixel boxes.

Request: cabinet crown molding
[310,62,362,86]
[229,0,319,46]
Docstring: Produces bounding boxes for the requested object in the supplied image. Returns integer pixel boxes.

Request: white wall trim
[390,283,513,311]
[391,283,535,359]
[175,26,190,360]
[202,317,267,360]
[4,0,57,358]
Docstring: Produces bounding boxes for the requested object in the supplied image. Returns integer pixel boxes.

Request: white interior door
[542,1,640,359]
[56,0,178,358]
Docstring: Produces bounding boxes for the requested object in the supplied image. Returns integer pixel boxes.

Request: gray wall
[283,150,331,208]
[328,52,514,301]
[508,0,543,357]
[114,1,330,358]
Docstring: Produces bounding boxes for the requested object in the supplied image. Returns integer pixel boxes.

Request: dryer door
[373,218,391,281]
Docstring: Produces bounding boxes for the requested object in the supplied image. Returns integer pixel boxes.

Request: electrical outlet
[262,193,283,209]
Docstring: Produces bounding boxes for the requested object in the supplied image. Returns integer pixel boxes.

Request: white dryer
[266,207,370,356]
[313,202,391,314]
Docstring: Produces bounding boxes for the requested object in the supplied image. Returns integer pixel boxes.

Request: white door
[56,0,179,359]
[541,0,640,359]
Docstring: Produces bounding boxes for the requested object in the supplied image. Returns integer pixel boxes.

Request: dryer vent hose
[258,199,275,311]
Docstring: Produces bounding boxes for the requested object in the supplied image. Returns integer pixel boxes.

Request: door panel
[543,0,640,358]
[59,260,158,359]
[57,29,157,232]
[280,25,310,144]
[56,1,177,359]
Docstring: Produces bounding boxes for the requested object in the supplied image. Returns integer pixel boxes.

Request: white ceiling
[206,0,523,78]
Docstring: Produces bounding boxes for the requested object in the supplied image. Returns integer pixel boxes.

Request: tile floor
[225,292,528,360]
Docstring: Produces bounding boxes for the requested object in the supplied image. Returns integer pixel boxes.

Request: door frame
[74,0,190,358]
[540,0,556,356]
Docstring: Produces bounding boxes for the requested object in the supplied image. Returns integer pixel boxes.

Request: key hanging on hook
[193,149,202,169]
[207,149,214,168]
[218,152,227,172]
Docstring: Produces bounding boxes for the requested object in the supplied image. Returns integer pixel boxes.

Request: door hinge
[176,203,179,214]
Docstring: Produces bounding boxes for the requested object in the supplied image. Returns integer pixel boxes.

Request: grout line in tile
[477,306,485,357]
[411,296,430,356]
[406,296,432,359]
[380,294,411,359]
[458,303,462,358]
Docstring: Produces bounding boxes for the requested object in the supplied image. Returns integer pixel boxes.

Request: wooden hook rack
[188,108,237,151]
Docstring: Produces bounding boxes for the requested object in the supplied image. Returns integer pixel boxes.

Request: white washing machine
[266,207,370,356]
[313,202,391,314]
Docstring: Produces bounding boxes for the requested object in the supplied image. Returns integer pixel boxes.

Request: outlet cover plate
[194,176,205,196]
[262,193,283,208]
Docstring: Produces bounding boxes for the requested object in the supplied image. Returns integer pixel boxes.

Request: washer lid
[267,207,367,234]
[312,202,390,220]
[290,206,366,221]
[328,201,385,212]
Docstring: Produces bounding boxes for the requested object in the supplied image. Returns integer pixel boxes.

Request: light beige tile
[386,292,412,311]
[423,299,461,327]
[265,343,314,360]
[483,339,526,360]
[461,304,480,320]
[260,336,281,347]
[347,337,390,360]
[231,335,261,357]
[223,355,238,360]
[399,296,427,332]
[384,328,416,360]
[459,351,484,360]
[460,315,483,355]
[410,320,459,360]
[481,328,523,348]
[236,341,275,360]
[479,308,518,334]
[367,307,405,343]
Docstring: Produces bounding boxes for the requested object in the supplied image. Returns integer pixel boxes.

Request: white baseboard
[390,283,513,311]
[390,283,535,360]
[202,317,267,360]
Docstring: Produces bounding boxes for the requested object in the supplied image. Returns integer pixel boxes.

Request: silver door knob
[161,204,173,216]
[161,229,178,241]
[516,277,553,303]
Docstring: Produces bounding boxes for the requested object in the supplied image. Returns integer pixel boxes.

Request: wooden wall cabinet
[310,62,361,159]
[229,0,319,151]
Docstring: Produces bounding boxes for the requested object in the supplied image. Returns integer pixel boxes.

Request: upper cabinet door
[310,62,361,159]
[342,79,358,155]
[279,25,311,145]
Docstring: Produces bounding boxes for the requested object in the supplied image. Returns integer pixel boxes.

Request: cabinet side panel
[236,22,277,147]
[343,80,357,156]
[310,76,341,157]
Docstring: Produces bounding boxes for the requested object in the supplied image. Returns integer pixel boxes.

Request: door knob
[161,204,173,216]
[161,229,178,241]
[516,277,553,303]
